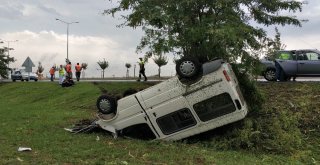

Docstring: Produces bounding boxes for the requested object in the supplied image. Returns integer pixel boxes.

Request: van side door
[297,50,320,76]
[144,96,197,137]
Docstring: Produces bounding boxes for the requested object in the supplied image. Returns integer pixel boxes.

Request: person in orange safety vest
[66,62,72,79]
[75,63,82,81]
[49,66,55,82]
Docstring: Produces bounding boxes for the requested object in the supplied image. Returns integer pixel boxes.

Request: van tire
[96,95,117,114]
[176,57,201,79]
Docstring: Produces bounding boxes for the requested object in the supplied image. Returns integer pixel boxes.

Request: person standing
[137,57,147,81]
[49,66,55,81]
[58,65,65,85]
[66,62,72,79]
[75,63,82,81]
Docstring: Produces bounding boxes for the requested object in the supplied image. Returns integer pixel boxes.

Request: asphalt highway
[1,77,320,83]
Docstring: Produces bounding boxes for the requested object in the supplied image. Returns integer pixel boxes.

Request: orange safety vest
[49,68,55,75]
[66,64,72,73]
[75,65,82,72]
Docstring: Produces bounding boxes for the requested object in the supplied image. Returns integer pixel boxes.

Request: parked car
[11,70,38,82]
[261,49,320,81]
[94,58,248,141]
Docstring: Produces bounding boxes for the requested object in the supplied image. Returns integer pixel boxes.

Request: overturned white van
[95,58,248,141]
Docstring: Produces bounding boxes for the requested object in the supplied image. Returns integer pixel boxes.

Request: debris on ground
[17,147,32,152]
[64,119,98,133]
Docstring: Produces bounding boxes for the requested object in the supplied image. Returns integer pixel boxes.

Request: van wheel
[176,57,201,79]
[96,95,117,114]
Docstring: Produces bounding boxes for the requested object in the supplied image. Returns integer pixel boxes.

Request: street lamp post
[3,40,18,71]
[5,40,18,57]
[55,18,79,62]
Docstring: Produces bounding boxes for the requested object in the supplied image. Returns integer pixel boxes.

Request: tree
[97,59,109,79]
[265,27,287,60]
[36,62,44,80]
[81,63,88,78]
[153,54,168,78]
[104,0,306,153]
[105,0,304,71]
[125,63,131,78]
[0,48,14,79]
[37,62,44,74]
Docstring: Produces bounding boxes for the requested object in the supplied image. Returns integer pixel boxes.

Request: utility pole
[134,64,136,78]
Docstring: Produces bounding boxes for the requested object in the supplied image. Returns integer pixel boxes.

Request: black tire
[35,79,38,82]
[21,79,24,82]
[12,79,16,82]
[96,95,117,114]
[176,57,201,79]
[264,69,277,81]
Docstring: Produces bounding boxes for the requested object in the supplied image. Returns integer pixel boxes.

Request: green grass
[0,82,318,164]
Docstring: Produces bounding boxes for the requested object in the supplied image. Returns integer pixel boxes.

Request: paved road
[256,77,320,82]
[1,77,320,83]
[0,79,164,83]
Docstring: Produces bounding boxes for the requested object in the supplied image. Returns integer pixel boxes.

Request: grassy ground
[0,81,319,164]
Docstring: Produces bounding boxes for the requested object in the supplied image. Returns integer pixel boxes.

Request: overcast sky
[1,0,319,78]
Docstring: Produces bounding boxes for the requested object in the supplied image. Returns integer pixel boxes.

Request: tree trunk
[126,68,129,78]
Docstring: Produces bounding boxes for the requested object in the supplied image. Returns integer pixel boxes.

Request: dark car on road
[261,49,320,81]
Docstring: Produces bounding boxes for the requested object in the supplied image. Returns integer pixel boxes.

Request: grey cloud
[37,4,61,17]
[0,3,24,20]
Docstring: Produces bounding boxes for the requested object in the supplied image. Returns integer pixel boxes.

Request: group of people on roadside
[49,57,147,84]
[49,62,83,87]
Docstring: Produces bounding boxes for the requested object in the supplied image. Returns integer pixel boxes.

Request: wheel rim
[265,70,276,80]
[179,61,196,76]
[99,99,111,112]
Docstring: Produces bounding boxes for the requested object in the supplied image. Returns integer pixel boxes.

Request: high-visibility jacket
[279,53,290,60]
[138,60,145,70]
[49,68,55,75]
[66,64,72,73]
[75,65,82,72]
[59,68,64,76]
